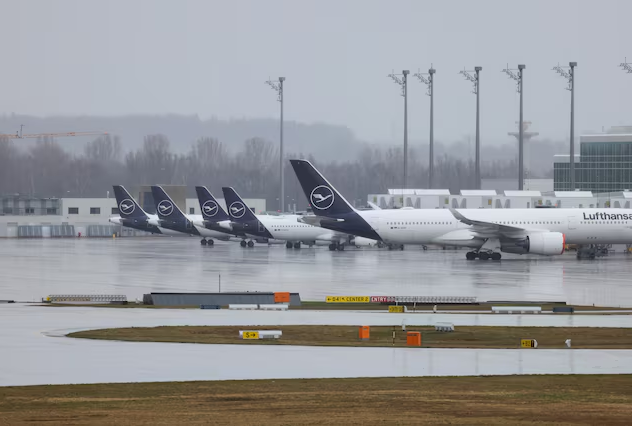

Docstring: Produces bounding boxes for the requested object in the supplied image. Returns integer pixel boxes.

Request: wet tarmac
[2,305,632,387]
[1,238,632,307]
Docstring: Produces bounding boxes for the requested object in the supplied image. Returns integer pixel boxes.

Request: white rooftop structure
[504,190,542,197]
[554,191,594,198]
[460,190,497,196]
[580,133,632,143]
[387,189,450,195]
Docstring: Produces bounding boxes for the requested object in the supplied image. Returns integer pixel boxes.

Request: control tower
[508,121,539,185]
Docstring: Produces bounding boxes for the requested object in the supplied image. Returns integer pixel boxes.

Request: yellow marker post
[242,331,259,339]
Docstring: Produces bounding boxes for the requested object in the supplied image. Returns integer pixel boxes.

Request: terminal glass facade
[554,141,632,192]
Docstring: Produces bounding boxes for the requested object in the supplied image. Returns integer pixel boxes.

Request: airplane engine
[350,236,376,247]
[501,232,565,256]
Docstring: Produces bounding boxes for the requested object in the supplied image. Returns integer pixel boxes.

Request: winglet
[448,207,474,226]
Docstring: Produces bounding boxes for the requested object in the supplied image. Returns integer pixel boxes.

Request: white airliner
[221,186,378,249]
[290,159,632,260]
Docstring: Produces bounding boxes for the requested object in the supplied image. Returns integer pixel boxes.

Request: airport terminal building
[0,187,266,238]
[554,127,632,192]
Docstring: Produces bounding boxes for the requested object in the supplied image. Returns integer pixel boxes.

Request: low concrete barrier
[258,304,289,311]
[492,306,541,314]
[229,304,258,310]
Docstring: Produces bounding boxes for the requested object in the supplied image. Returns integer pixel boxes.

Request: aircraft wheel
[491,252,501,261]
[466,252,476,260]
[293,242,301,249]
[208,239,214,246]
[247,240,255,248]
[338,244,345,251]
[286,241,293,249]
[400,245,404,251]
[328,244,336,251]
[240,240,247,248]
[479,252,490,261]
[201,239,207,246]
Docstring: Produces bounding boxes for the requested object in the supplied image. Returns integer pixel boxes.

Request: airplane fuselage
[339,208,632,247]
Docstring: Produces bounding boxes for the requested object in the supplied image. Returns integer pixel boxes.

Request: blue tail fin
[195,186,230,221]
[112,185,147,219]
[221,187,258,223]
[150,186,188,221]
[289,159,355,218]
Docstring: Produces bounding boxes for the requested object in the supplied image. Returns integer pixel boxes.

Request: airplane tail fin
[195,186,230,221]
[290,159,356,217]
[221,187,258,222]
[150,186,187,220]
[112,185,147,219]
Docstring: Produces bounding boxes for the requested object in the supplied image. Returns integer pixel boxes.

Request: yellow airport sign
[242,331,259,339]
[388,305,404,313]
[326,296,370,303]
[521,339,537,348]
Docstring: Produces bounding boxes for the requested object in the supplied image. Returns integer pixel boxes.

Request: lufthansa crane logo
[202,200,219,217]
[118,199,135,215]
[229,201,246,218]
[310,185,335,210]
[157,200,174,216]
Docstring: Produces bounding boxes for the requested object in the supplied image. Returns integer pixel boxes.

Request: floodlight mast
[552,62,577,191]
[414,66,436,188]
[388,70,410,190]
[620,57,632,73]
[502,64,526,191]
[459,67,482,189]
[266,77,285,212]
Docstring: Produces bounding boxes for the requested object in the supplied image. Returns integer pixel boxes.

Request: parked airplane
[221,186,378,250]
[150,185,240,245]
[290,159,632,260]
[109,185,184,236]
[193,186,249,244]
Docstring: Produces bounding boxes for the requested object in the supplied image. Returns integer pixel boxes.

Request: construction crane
[0,125,107,140]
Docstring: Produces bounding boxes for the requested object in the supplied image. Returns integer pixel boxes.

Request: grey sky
[1,0,630,145]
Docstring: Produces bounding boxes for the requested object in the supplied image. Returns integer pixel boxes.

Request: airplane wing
[448,208,538,240]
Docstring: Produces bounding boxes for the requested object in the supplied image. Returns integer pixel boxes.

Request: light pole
[502,64,526,190]
[553,62,577,190]
[460,67,482,189]
[414,66,436,188]
[266,77,285,212]
[389,70,410,190]
[620,57,632,73]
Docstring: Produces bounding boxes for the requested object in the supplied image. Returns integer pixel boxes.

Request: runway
[1,304,632,387]
[1,238,632,307]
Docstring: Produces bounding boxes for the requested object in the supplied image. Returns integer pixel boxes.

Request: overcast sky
[1,0,630,145]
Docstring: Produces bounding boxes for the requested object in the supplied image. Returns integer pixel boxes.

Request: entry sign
[521,339,538,348]
[243,331,259,339]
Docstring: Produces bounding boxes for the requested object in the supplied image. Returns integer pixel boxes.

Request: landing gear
[293,242,301,249]
[328,242,345,251]
[286,241,293,249]
[576,244,608,260]
[466,251,501,261]
[240,240,247,248]
[201,239,207,246]
[247,240,254,248]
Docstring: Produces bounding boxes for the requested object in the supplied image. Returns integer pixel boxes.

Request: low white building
[0,196,266,238]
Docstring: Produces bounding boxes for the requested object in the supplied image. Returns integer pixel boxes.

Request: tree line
[0,134,519,210]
